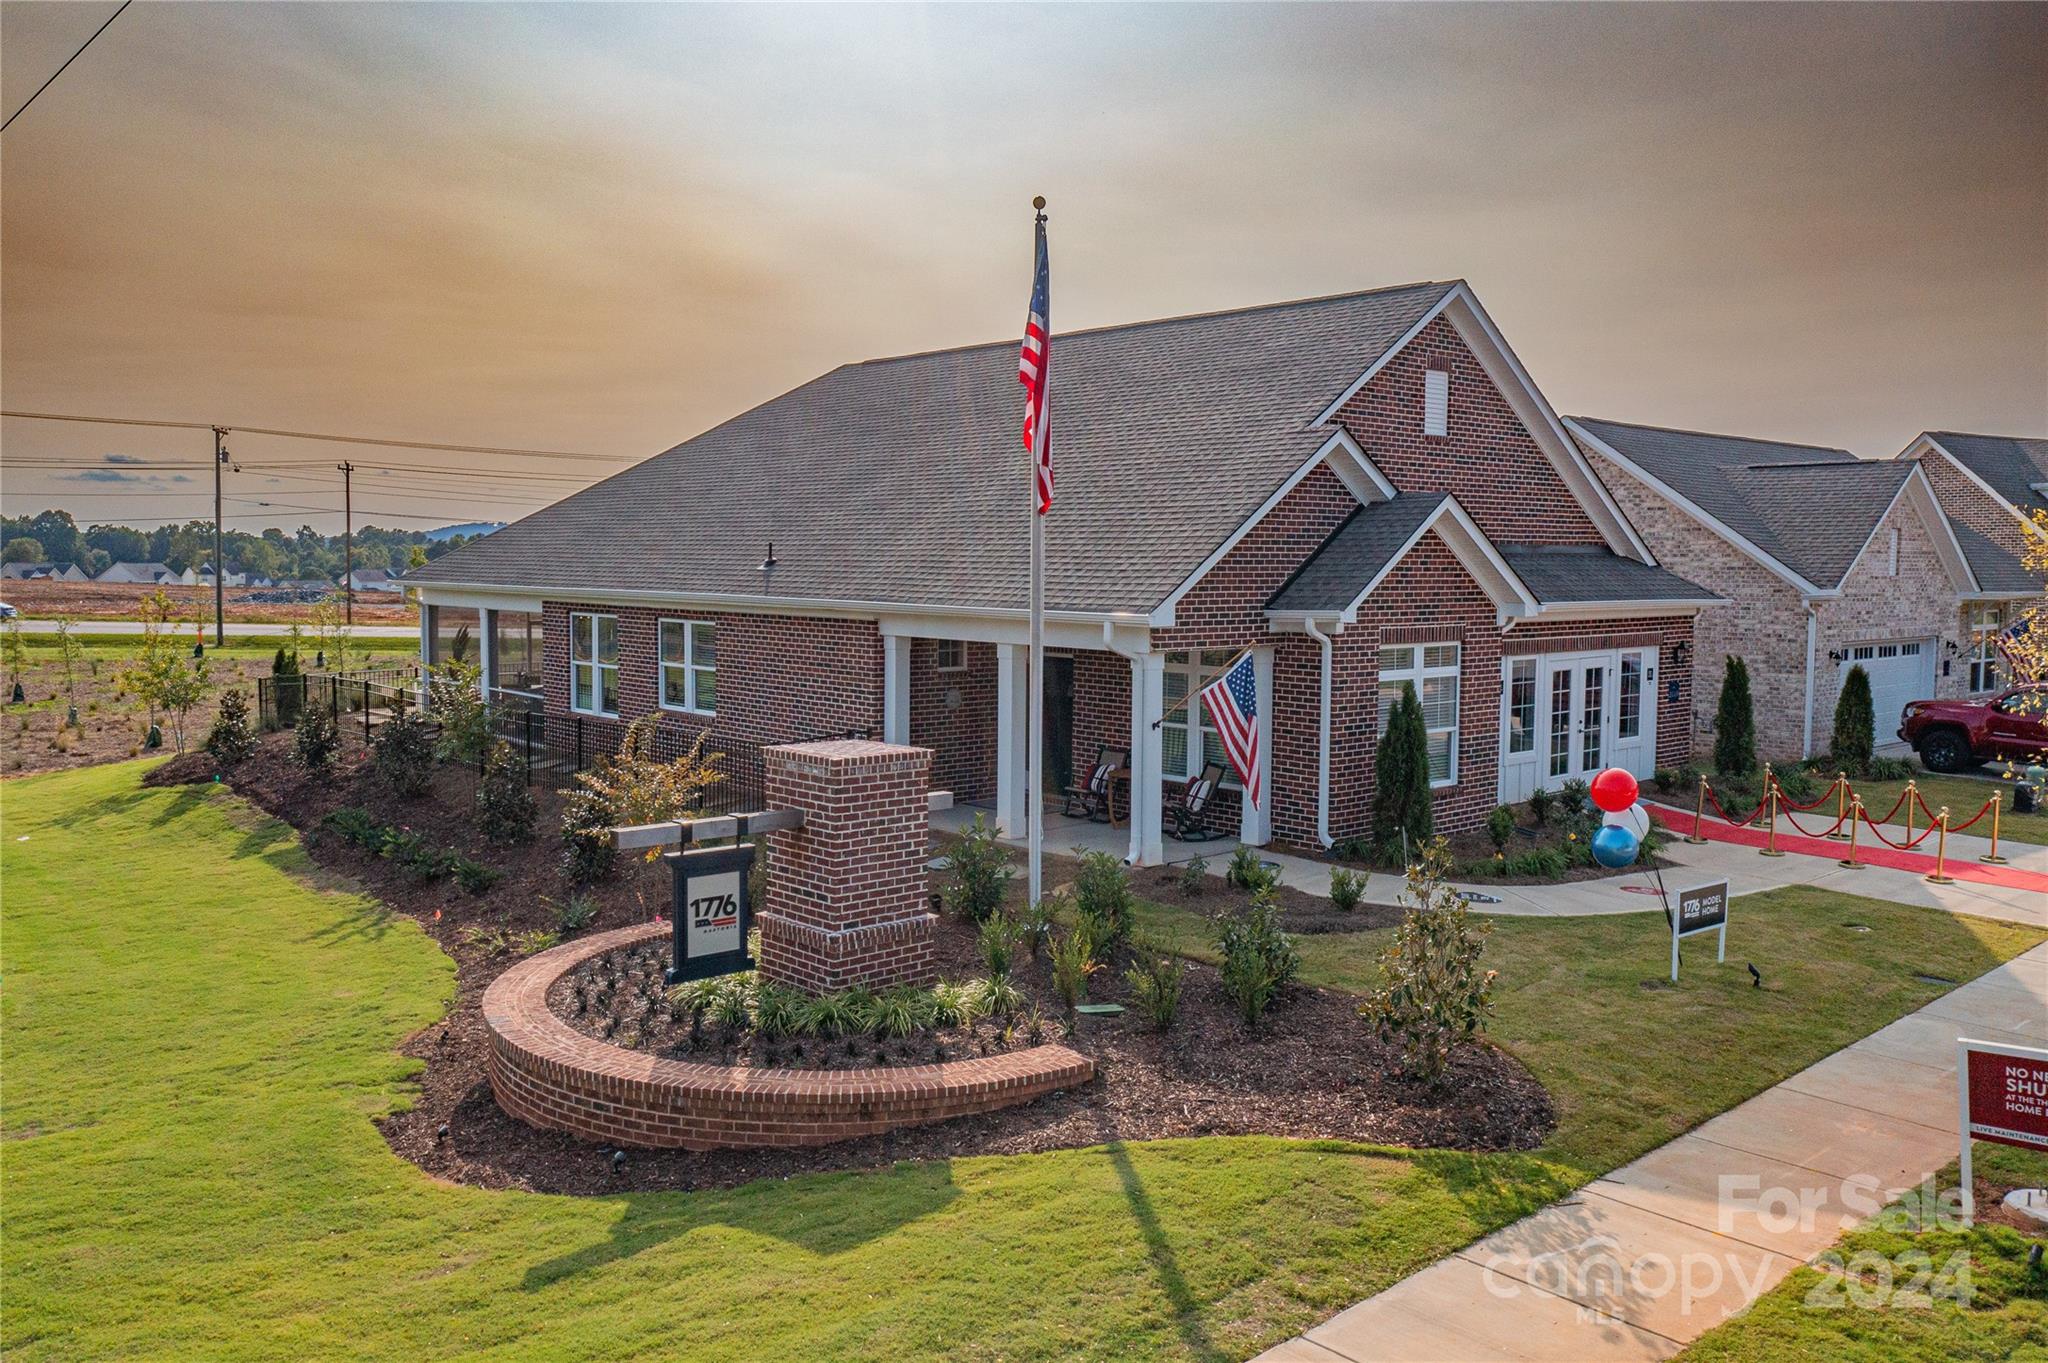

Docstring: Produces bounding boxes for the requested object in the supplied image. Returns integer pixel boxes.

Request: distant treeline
[1,509,477,582]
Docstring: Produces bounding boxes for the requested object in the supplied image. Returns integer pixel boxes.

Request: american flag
[1994,614,2036,682]
[1019,217,1052,514]
[1199,650,1261,810]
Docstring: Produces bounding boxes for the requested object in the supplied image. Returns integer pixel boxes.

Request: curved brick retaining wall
[482,922,1095,1150]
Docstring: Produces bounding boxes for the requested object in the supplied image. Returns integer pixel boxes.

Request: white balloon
[1603,804,1651,838]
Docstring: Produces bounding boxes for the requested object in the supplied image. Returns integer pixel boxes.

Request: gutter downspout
[1801,602,1820,760]
[1303,619,1336,848]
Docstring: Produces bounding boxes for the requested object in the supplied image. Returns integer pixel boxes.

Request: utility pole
[337,461,355,625]
[212,427,228,646]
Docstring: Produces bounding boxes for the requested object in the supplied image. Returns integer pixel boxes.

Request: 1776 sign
[666,843,756,984]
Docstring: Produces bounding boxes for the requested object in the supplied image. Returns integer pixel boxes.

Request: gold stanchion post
[1927,807,1956,884]
[1903,779,1916,845]
[1759,781,1785,857]
[1979,792,2006,865]
[1687,774,1709,845]
[1838,796,1864,869]
[1828,771,1850,839]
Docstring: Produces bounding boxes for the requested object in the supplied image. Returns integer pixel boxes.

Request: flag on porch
[1200,651,1261,810]
[1019,214,1053,514]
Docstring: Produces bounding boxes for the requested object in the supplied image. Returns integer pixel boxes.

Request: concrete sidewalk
[1252,942,2048,1363]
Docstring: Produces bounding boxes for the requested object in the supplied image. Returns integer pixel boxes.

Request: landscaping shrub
[557,716,722,885]
[966,974,1024,1020]
[1123,939,1185,1031]
[1072,849,1135,948]
[1653,764,1702,797]
[1224,844,1277,892]
[545,893,597,936]
[1772,764,1824,806]
[1329,866,1365,913]
[753,981,806,1040]
[1869,755,1916,782]
[977,913,1017,979]
[1504,847,1566,878]
[427,659,495,765]
[558,796,616,885]
[1371,681,1434,853]
[1177,855,1208,896]
[475,740,537,845]
[322,807,387,851]
[1048,926,1100,1015]
[943,814,1014,923]
[290,697,339,773]
[1557,777,1591,817]
[1485,804,1515,853]
[1016,896,1056,962]
[450,854,501,896]
[1215,886,1299,1029]
[270,646,302,727]
[370,704,436,797]
[1714,655,1758,776]
[1830,664,1876,777]
[1527,785,1555,826]
[1361,838,1497,1086]
[204,688,257,767]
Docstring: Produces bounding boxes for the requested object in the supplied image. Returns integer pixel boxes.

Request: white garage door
[1840,640,1935,752]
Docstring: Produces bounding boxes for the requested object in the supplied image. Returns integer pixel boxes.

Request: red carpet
[1648,804,2048,895]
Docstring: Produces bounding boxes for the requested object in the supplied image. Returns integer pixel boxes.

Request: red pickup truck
[1898,684,2048,772]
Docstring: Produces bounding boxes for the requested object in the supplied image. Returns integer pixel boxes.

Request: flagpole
[1027,196,1048,909]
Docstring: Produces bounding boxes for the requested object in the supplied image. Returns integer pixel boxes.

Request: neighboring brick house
[1894,432,2048,700]
[1569,418,2000,763]
[410,280,1714,861]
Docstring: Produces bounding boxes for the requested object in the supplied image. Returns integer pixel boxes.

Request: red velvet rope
[1778,804,1848,839]
[1769,772,1842,811]
[1946,799,1995,833]
[1702,783,1770,828]
[1858,806,1936,850]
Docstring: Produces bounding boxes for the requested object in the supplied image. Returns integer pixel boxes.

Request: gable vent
[1423,368,1449,437]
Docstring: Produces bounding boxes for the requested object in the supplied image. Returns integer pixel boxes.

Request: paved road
[5,618,419,639]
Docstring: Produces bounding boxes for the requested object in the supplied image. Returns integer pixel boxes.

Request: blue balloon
[1591,823,1640,869]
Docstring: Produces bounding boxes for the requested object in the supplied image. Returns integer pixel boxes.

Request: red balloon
[1590,767,1639,813]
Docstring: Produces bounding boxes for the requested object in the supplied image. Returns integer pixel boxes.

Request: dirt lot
[0,579,414,624]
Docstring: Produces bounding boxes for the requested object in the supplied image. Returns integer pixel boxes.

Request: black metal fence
[253,666,868,817]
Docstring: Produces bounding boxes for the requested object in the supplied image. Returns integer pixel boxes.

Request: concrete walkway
[1253,941,2048,1363]
[933,804,2048,930]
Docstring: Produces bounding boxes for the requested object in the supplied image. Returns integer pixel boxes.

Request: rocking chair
[1168,761,1228,842]
[1063,743,1129,822]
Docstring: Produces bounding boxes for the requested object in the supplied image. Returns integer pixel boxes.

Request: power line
[1,1,131,134]
[1,409,629,462]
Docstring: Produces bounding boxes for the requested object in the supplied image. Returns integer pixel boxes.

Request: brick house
[410,281,1714,861]
[1569,418,2016,762]
[1894,432,2048,701]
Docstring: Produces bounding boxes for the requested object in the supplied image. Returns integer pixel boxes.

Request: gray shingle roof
[1572,417,1910,589]
[1927,432,2048,516]
[411,282,1459,614]
[1497,545,1717,605]
[1266,493,1449,612]
[1949,521,2047,596]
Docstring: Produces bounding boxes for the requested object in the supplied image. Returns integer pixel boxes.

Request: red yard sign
[1957,1039,2048,1225]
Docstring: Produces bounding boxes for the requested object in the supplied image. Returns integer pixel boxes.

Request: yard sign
[1668,880,1728,982]
[665,843,756,984]
[1956,1038,2048,1226]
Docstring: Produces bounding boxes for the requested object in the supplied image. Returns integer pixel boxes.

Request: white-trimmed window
[569,612,618,716]
[659,619,716,715]
[1618,655,1643,740]
[1506,658,1536,755]
[1423,368,1449,437]
[1160,650,1233,783]
[935,638,966,672]
[1968,604,2003,693]
[1380,642,1460,786]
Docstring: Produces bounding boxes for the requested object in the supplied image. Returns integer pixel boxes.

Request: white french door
[1499,646,1658,804]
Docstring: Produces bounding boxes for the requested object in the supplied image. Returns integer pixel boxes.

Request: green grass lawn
[5,765,2041,1360]
[1676,1144,2048,1361]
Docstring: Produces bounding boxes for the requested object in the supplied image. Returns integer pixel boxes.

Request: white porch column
[995,642,1030,835]
[882,634,912,745]
[478,608,496,697]
[1128,649,1166,866]
[1239,646,1275,846]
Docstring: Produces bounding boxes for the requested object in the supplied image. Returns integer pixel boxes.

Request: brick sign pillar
[757,739,936,993]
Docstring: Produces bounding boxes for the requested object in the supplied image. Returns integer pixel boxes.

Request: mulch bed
[154,735,1556,1197]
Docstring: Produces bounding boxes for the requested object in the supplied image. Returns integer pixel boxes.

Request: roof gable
[1909,432,2048,526]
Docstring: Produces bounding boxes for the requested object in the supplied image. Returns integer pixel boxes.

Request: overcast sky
[2,2,2042,533]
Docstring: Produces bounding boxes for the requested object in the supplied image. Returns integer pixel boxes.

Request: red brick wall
[910,639,996,802]
[539,601,884,747]
[484,922,1093,1150]
[1334,314,1605,547]
[757,740,937,993]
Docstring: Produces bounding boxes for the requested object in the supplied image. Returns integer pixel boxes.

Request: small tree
[427,659,494,764]
[291,696,339,772]
[559,716,722,883]
[307,600,354,672]
[270,644,303,726]
[1361,838,1497,1086]
[370,699,436,796]
[1216,885,1300,1028]
[1713,655,1757,775]
[1830,664,1876,777]
[1371,681,1434,858]
[3,616,26,703]
[1072,849,1136,949]
[205,689,259,766]
[54,618,84,721]
[475,740,537,845]
[120,604,208,751]
[942,813,1014,922]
